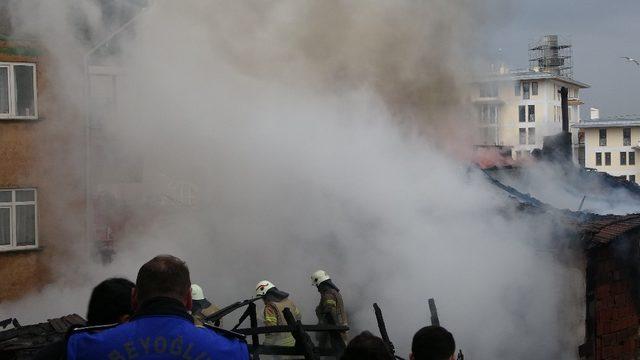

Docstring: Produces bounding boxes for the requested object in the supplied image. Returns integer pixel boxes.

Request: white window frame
[0,62,38,120]
[0,188,38,251]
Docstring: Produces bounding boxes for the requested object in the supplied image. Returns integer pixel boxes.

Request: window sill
[0,246,44,254]
[0,117,43,122]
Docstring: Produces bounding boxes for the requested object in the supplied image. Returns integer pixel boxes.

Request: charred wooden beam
[283,307,318,360]
[373,303,405,360]
[428,298,440,327]
[236,324,349,335]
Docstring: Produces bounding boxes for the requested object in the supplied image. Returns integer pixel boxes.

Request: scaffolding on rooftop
[528,35,573,79]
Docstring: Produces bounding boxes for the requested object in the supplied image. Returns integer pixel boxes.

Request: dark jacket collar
[192,299,212,314]
[132,296,193,323]
[318,279,340,293]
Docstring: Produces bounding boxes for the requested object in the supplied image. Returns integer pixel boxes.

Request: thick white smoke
[489,161,640,215]
[1,1,587,358]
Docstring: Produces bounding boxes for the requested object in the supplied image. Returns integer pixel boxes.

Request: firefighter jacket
[66,296,249,360]
[315,286,348,345]
[263,297,301,347]
[316,287,347,327]
[192,302,222,327]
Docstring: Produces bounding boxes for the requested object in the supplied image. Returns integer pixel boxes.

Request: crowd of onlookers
[36,254,458,360]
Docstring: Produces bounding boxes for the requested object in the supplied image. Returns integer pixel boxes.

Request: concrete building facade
[473,67,589,160]
[573,117,640,184]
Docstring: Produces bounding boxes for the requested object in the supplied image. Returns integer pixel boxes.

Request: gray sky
[485,0,640,118]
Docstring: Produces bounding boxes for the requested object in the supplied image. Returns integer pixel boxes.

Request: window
[523,82,530,100]
[0,63,37,119]
[519,105,526,122]
[599,129,607,146]
[519,128,526,145]
[624,128,631,146]
[630,152,636,165]
[595,152,602,166]
[630,175,636,183]
[605,152,611,166]
[528,105,535,122]
[532,82,538,96]
[479,83,498,98]
[0,189,37,251]
[514,82,521,96]
[621,152,627,165]
[528,127,536,145]
[479,104,498,124]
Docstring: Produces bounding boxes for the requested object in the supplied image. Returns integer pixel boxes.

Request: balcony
[568,97,584,106]
[472,97,504,104]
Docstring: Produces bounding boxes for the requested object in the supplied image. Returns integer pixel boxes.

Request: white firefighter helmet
[311,270,331,286]
[191,284,205,301]
[255,280,275,297]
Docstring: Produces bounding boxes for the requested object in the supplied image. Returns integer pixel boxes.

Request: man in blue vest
[67,254,249,360]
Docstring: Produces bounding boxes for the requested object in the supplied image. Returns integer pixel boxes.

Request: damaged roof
[484,167,640,249]
[577,213,640,247]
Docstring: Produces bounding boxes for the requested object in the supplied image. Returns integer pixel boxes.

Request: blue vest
[66,315,249,360]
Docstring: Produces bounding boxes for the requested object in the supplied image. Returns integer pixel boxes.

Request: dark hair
[86,277,135,325]
[341,331,393,360]
[411,326,455,360]
[135,255,191,303]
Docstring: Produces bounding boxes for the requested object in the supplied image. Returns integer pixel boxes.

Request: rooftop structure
[529,35,573,78]
[572,115,640,129]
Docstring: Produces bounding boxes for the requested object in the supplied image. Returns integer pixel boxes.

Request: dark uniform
[66,296,249,360]
[315,281,348,347]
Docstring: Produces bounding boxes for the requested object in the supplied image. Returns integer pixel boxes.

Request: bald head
[135,255,191,304]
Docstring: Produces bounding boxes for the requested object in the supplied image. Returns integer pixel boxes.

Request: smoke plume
[0,1,588,358]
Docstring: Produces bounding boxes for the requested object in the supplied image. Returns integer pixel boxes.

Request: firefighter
[191,284,222,327]
[255,280,302,350]
[311,270,348,346]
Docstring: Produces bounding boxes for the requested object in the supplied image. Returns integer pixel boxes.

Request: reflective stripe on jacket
[263,298,301,347]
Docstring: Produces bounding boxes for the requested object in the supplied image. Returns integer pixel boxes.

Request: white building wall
[474,75,585,160]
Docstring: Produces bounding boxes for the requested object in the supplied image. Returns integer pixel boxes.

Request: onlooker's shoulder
[67,322,129,345]
[199,323,246,343]
[196,326,249,358]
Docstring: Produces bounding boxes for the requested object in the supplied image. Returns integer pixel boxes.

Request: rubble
[0,314,85,360]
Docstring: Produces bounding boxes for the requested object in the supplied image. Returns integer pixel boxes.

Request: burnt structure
[0,314,85,359]
[578,214,640,360]
[487,166,640,360]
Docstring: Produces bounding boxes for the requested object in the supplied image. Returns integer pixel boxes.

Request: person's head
[410,326,456,360]
[133,255,192,310]
[86,277,135,326]
[340,331,393,360]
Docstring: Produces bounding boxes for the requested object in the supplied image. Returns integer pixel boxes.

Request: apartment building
[573,116,640,183]
[0,35,86,301]
[473,35,589,161]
